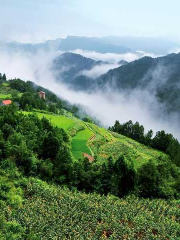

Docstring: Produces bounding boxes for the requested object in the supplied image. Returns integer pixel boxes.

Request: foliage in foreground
[1,178,180,240]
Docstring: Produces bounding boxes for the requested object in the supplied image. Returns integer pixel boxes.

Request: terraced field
[23,111,168,166]
[24,111,94,160]
[72,128,93,159]
[87,123,168,168]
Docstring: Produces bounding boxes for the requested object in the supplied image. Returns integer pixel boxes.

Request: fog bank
[0,50,179,139]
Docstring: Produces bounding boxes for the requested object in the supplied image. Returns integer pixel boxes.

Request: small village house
[1,100,12,106]
[38,91,46,100]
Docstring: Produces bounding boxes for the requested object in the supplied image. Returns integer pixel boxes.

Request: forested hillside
[1,74,180,238]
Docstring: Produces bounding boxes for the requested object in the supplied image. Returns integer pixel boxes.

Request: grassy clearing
[0,83,22,100]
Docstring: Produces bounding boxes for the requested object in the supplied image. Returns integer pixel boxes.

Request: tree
[113,155,137,197]
[41,132,60,160]
[138,160,159,197]
[2,74,6,81]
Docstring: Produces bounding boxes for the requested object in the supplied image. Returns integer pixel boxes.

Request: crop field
[33,112,94,159]
[87,125,168,168]
[24,111,94,159]
[72,128,93,159]
[3,178,180,240]
[23,111,168,164]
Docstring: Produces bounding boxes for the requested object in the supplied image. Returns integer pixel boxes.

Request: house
[1,100,12,106]
[38,91,46,100]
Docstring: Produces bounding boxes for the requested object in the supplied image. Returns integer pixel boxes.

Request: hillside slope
[1,177,179,239]
[27,110,168,168]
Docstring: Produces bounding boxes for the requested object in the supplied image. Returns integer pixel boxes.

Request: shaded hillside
[96,53,180,114]
[52,52,105,84]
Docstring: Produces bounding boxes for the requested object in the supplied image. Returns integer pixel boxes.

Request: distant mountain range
[1,36,179,55]
[52,51,180,118]
[0,36,134,54]
[97,36,180,55]
[92,53,180,116]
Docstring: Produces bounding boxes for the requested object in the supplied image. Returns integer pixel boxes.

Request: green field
[23,111,168,165]
[87,123,168,168]
[23,111,94,159]
[2,178,179,239]
[0,82,22,100]
[32,111,76,131]
[72,128,93,159]
[0,93,11,100]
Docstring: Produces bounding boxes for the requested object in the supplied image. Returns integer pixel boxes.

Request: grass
[22,111,168,165]
[23,111,94,159]
[31,112,76,131]
[72,128,93,159]
[0,93,12,100]
[87,123,168,168]
[0,83,22,100]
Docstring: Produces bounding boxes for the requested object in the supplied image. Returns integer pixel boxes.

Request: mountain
[0,36,135,54]
[97,36,180,55]
[1,36,179,55]
[118,60,128,65]
[96,53,180,114]
[52,52,109,88]
[56,36,134,53]
[63,52,180,117]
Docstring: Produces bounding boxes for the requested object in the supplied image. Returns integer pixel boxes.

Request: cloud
[70,49,159,64]
[70,49,139,63]
[0,49,179,140]
[79,63,120,79]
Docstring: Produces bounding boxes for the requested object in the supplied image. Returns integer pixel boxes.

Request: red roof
[2,100,12,105]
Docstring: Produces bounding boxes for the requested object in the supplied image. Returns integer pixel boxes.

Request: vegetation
[1,178,180,239]
[110,120,180,167]
[1,73,180,238]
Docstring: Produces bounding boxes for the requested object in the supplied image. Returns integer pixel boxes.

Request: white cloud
[70,49,139,63]
[70,49,159,64]
[0,50,179,140]
[79,63,120,79]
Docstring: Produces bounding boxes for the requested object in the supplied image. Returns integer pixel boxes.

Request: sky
[0,0,180,42]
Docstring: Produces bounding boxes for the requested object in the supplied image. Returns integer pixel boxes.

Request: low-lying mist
[0,49,179,139]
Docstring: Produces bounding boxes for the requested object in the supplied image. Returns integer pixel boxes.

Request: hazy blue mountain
[0,36,134,54]
[1,36,179,55]
[118,60,128,65]
[97,36,180,55]
[57,36,134,53]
